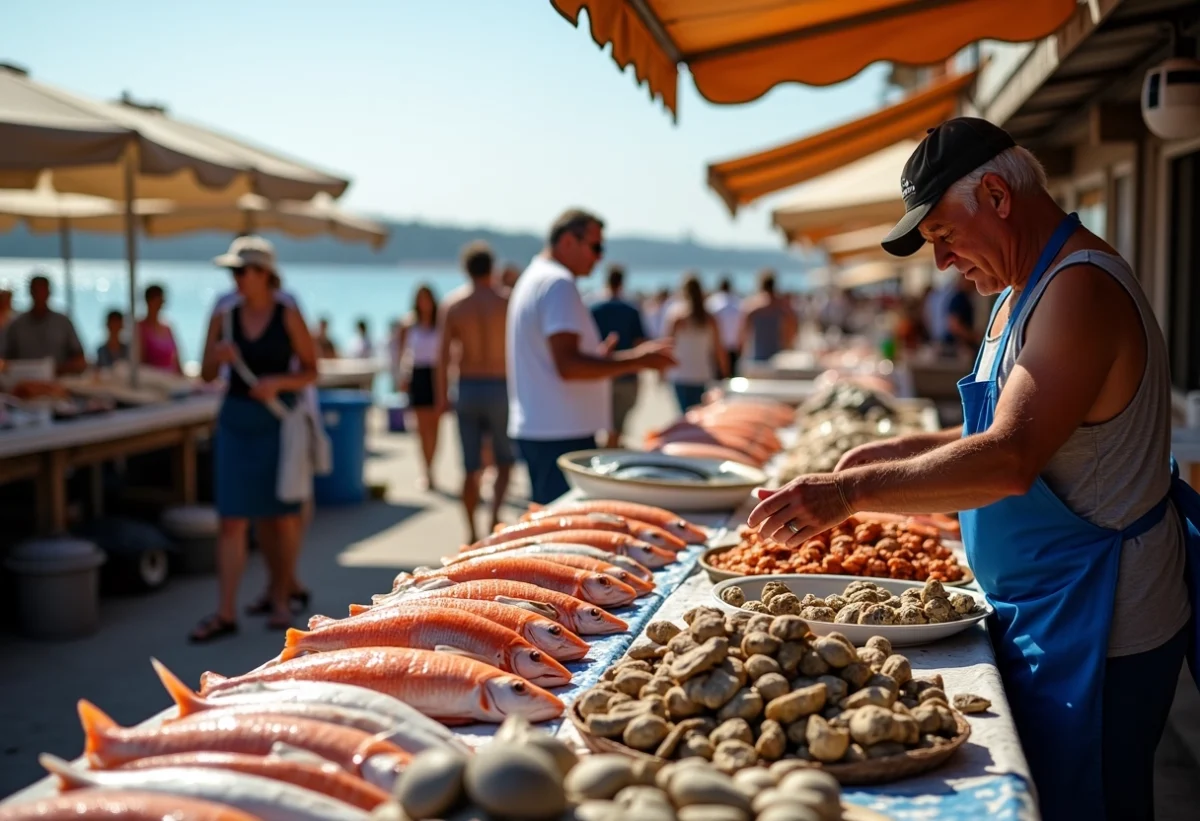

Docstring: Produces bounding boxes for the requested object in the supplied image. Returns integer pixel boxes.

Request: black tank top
[228,303,294,398]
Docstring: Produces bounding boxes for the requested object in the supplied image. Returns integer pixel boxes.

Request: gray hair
[946,146,1048,214]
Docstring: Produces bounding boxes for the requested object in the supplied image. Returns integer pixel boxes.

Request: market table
[0,496,1039,821]
[0,394,220,534]
[317,356,386,391]
[453,495,1039,821]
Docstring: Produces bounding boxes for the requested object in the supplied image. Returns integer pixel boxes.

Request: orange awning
[551,0,1076,118]
[708,71,975,214]
[771,141,915,246]
[821,223,933,265]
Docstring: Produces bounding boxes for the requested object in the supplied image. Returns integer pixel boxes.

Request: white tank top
[406,325,439,367]
[670,318,715,385]
[987,250,1189,657]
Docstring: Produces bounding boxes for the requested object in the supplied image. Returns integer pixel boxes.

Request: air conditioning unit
[1142,57,1200,140]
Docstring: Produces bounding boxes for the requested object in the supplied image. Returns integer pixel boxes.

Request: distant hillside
[0,219,811,271]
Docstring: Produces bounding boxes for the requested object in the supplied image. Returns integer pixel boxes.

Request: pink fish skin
[447,529,676,568]
[527,552,655,595]
[0,790,260,821]
[394,555,637,607]
[281,605,572,687]
[464,513,687,552]
[76,699,408,775]
[199,646,564,725]
[376,579,629,635]
[523,501,708,544]
[320,598,591,662]
[118,752,389,811]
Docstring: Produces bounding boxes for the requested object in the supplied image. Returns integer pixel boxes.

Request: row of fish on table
[1,493,725,821]
[646,398,794,468]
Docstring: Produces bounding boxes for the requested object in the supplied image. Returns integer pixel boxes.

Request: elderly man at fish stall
[747,118,1200,821]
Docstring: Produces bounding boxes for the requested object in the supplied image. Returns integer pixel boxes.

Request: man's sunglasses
[590,242,604,257]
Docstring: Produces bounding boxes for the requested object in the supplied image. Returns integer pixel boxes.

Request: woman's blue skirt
[215,395,302,519]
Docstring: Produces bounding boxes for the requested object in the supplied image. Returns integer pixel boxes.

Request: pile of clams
[574,606,974,774]
[721,579,982,627]
[376,715,852,821]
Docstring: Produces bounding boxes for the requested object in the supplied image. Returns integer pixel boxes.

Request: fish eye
[597,576,611,586]
[512,680,526,693]
[530,650,542,661]
[589,607,601,617]
[548,624,562,635]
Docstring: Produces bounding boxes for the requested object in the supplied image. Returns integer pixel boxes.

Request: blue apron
[957,213,1200,821]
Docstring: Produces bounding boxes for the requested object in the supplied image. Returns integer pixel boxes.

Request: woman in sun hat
[191,236,318,642]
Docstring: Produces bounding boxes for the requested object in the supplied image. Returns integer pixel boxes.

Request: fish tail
[39,753,93,789]
[280,628,309,662]
[198,670,228,695]
[150,658,208,718]
[76,700,117,763]
[348,603,371,616]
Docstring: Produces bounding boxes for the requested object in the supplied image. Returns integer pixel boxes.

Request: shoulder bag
[223,309,332,504]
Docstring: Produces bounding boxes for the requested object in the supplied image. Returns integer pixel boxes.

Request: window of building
[1112,172,1135,262]
[1076,187,1107,239]
[1166,149,1200,392]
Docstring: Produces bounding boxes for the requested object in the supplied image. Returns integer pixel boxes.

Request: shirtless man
[738,271,797,363]
[438,241,515,541]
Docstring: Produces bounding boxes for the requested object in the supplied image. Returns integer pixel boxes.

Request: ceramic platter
[710,574,992,647]
[558,449,765,512]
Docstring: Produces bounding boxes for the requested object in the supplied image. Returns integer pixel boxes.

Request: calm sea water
[0,258,812,367]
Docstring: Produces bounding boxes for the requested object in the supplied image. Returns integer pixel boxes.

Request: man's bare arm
[842,265,1121,513]
[548,333,674,381]
[749,265,1127,542]
[834,427,963,472]
[435,304,457,407]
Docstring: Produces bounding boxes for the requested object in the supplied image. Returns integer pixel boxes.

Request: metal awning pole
[124,149,140,388]
[58,217,74,322]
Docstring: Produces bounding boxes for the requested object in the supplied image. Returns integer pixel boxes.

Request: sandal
[245,589,311,616]
[189,614,239,643]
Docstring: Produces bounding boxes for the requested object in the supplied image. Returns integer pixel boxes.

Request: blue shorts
[672,382,707,413]
[215,395,302,519]
[515,436,596,505]
[456,378,515,474]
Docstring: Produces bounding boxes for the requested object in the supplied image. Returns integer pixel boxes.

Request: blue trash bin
[314,389,372,506]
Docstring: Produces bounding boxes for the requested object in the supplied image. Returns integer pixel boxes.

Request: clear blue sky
[6,1,889,248]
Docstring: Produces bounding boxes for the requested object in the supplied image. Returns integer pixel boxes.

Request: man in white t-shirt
[706,277,742,377]
[507,209,676,504]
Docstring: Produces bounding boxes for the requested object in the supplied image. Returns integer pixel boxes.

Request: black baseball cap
[881,117,1016,257]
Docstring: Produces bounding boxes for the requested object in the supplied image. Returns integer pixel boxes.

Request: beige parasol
[0,63,351,382]
[0,185,388,320]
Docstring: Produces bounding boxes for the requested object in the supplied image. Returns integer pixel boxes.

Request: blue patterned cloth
[847,774,1037,820]
[453,529,717,748]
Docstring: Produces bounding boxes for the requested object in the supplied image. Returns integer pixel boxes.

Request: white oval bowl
[711,574,992,647]
[558,449,765,513]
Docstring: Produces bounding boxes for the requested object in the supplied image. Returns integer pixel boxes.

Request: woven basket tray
[569,701,971,787]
